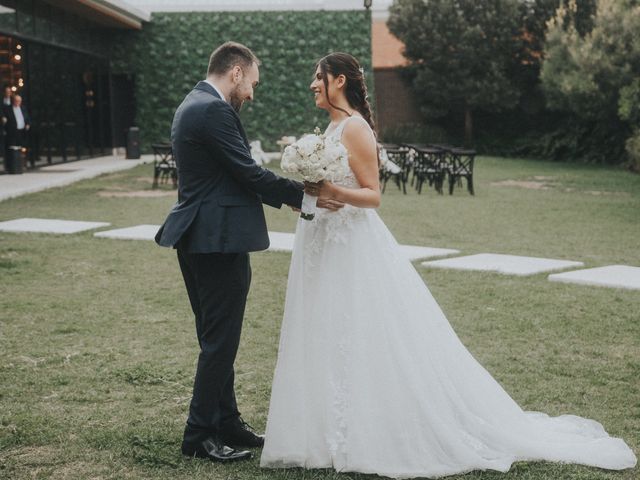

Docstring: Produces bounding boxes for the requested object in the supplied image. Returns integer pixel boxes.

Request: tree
[388,0,522,144]
[541,0,640,165]
[508,0,561,117]
[513,0,596,105]
[619,79,640,170]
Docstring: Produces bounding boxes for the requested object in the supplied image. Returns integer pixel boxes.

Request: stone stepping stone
[548,265,640,290]
[267,231,458,260]
[94,225,459,261]
[94,227,294,246]
[267,231,295,252]
[422,253,583,276]
[399,245,459,261]
[94,224,160,240]
[95,226,288,245]
[0,218,109,234]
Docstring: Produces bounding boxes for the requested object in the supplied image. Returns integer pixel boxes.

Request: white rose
[281,145,301,173]
[307,152,321,167]
[297,134,322,158]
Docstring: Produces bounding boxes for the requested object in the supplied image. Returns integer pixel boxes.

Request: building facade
[0,0,148,169]
[0,1,373,171]
[371,5,422,139]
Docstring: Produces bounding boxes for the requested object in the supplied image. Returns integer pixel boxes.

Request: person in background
[0,86,9,170]
[2,94,31,169]
[2,86,12,106]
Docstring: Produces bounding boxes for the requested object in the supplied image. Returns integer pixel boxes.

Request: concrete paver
[549,265,640,290]
[422,253,583,276]
[0,218,109,234]
[0,155,151,202]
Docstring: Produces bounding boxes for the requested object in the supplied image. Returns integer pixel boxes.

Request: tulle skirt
[260,206,637,478]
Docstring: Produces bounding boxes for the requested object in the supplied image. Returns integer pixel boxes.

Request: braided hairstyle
[316,52,377,140]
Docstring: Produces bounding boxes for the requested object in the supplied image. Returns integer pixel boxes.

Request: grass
[0,156,638,480]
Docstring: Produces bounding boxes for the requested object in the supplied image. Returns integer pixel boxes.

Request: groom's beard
[229,88,244,113]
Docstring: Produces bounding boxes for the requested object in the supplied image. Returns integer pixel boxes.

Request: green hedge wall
[111,11,372,152]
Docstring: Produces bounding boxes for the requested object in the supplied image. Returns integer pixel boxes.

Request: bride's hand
[317,198,344,211]
[304,180,336,198]
[304,181,344,211]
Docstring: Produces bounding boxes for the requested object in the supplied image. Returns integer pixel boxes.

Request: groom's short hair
[208,42,260,76]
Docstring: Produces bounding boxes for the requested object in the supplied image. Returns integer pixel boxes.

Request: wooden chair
[381,146,411,194]
[151,143,177,189]
[413,146,447,194]
[447,148,476,195]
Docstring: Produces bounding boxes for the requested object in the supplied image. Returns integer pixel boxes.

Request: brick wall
[373,68,422,135]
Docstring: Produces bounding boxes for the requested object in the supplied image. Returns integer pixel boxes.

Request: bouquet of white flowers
[281,127,348,220]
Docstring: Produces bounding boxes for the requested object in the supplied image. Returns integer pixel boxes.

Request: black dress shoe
[182,437,252,462]
[219,418,265,448]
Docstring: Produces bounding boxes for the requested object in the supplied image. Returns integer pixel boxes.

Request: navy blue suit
[155,81,303,445]
[156,81,302,251]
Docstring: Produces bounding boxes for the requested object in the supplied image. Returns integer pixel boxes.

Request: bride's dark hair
[316,52,380,166]
[316,52,377,136]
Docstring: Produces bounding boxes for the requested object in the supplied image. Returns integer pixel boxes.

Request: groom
[155,42,327,462]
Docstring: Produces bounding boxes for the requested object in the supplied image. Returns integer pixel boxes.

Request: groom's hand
[303,181,322,196]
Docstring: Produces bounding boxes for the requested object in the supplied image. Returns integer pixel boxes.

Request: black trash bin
[5,146,23,174]
[126,127,141,159]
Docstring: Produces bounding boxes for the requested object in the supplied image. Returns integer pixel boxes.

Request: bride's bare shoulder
[341,117,378,174]
[342,115,372,134]
[341,116,376,150]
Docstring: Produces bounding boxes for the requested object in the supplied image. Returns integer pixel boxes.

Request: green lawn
[0,157,638,480]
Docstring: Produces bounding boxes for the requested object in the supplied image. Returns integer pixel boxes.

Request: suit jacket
[2,104,30,146]
[155,81,303,253]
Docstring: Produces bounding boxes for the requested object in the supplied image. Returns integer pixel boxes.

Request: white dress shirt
[13,106,25,130]
[204,79,226,102]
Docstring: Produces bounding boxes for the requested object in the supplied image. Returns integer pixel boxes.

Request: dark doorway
[110,73,135,148]
[0,34,25,171]
[0,32,113,172]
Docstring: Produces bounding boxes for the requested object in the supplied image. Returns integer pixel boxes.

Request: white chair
[250,140,271,165]
[276,136,296,154]
[380,147,402,174]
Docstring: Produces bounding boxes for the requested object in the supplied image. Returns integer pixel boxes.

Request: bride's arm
[314,120,381,208]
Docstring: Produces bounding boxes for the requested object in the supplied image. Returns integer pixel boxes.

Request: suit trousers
[177,249,251,444]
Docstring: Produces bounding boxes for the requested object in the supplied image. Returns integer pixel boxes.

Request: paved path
[0,218,109,233]
[0,155,151,202]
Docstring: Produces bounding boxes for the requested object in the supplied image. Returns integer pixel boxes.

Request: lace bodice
[323,116,367,189]
[302,116,375,247]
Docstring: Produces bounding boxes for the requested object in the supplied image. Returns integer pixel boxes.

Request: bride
[259,52,637,478]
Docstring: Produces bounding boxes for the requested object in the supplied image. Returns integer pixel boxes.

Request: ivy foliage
[111,11,372,151]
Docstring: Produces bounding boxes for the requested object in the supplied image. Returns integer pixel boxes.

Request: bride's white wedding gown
[260,117,637,478]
